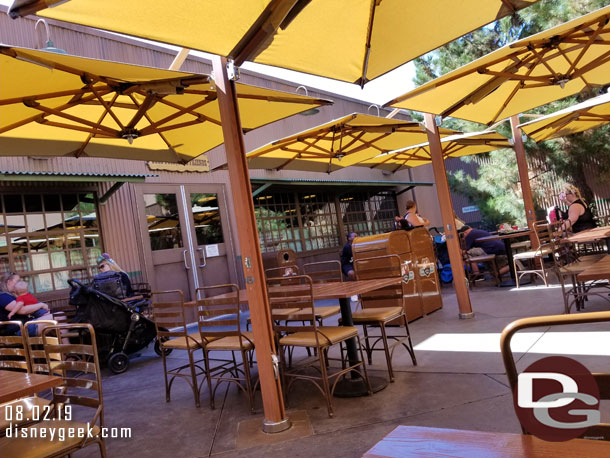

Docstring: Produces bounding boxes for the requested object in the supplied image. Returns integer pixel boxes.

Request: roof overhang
[0,171,158,182]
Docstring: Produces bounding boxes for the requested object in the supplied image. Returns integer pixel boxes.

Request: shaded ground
[76,278,610,457]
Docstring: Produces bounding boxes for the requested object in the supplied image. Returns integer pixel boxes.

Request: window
[190,193,224,245]
[254,188,397,253]
[340,190,398,236]
[144,193,183,251]
[0,192,102,293]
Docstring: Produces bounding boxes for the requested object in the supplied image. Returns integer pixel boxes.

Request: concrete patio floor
[78,279,610,457]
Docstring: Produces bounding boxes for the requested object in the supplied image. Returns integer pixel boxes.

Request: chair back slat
[24,320,60,374]
[355,255,405,311]
[303,261,342,283]
[196,284,244,341]
[41,324,104,423]
[0,321,30,372]
[267,275,316,333]
[151,291,193,348]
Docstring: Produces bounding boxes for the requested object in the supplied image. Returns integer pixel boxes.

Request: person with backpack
[95,253,134,298]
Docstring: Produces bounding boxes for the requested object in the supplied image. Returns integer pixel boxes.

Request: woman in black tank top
[560,185,597,233]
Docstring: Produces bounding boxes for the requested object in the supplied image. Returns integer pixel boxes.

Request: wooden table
[194,278,402,396]
[363,425,610,457]
[0,370,63,404]
[475,229,531,287]
[564,225,610,251]
[577,255,610,282]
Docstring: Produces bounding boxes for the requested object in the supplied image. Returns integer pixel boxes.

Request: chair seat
[279,326,358,347]
[514,246,552,260]
[205,332,254,351]
[284,305,341,320]
[511,240,531,250]
[0,420,101,458]
[352,307,403,323]
[467,254,495,262]
[163,332,208,349]
[0,397,51,432]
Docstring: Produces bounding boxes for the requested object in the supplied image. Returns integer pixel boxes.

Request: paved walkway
[80,280,610,457]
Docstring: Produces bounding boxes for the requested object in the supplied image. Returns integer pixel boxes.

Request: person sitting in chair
[460,226,510,278]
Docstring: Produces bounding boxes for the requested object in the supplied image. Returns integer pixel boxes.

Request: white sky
[1,0,416,105]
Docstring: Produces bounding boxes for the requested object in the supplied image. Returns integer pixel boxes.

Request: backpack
[92,271,127,299]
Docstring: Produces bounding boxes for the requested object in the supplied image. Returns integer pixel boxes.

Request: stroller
[68,279,168,374]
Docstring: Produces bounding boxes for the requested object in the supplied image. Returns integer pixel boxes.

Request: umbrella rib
[275,146,326,158]
[356,0,377,87]
[36,119,114,137]
[126,92,158,129]
[138,97,216,136]
[565,47,610,84]
[154,97,222,127]
[153,119,209,134]
[127,93,180,159]
[74,92,121,158]
[527,46,561,82]
[235,92,329,106]
[22,101,119,136]
[565,17,606,76]
[0,88,89,106]
[89,84,125,130]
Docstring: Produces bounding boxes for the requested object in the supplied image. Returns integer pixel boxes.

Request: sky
[0,0,416,105]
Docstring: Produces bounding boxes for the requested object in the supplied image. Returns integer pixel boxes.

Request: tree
[412,0,610,225]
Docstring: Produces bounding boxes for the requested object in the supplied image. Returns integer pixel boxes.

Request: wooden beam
[424,113,473,318]
[212,55,289,433]
[510,115,538,249]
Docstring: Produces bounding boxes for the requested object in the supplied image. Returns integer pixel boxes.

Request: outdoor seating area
[3,1,610,457]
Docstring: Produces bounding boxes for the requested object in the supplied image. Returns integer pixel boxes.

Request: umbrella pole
[212,55,290,433]
[424,113,474,318]
[510,115,538,250]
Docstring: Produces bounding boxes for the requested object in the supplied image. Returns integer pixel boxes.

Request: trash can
[406,227,443,315]
[352,231,423,322]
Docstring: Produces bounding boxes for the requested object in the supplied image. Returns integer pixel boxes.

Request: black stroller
[68,279,168,374]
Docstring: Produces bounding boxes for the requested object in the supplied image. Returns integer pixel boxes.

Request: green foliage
[411,0,610,226]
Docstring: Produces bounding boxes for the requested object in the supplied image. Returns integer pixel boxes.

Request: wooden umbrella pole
[510,115,538,250]
[424,113,474,318]
[212,55,290,433]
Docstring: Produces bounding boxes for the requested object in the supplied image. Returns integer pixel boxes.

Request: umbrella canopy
[387,5,610,125]
[518,92,610,142]
[356,131,511,172]
[9,0,541,86]
[243,113,458,172]
[0,46,330,162]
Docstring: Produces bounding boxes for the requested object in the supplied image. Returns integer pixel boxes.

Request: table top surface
[564,225,610,244]
[476,229,531,242]
[577,254,610,282]
[186,278,401,306]
[363,425,610,458]
[0,370,63,404]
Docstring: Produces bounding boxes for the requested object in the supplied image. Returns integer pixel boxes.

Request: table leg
[500,237,530,287]
[333,297,387,397]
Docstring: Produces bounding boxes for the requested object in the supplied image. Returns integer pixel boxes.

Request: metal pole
[424,113,474,318]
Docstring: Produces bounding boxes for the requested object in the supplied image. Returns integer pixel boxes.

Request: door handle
[182,249,191,270]
[197,247,206,268]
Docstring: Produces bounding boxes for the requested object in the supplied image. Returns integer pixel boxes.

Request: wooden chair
[501,312,610,440]
[512,220,555,288]
[352,255,417,382]
[267,275,371,417]
[458,232,500,288]
[545,223,608,314]
[196,284,256,412]
[0,323,107,457]
[0,321,30,372]
[151,290,206,407]
[24,319,61,375]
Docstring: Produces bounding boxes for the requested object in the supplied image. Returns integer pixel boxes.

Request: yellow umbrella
[9,0,540,85]
[244,113,458,172]
[387,5,610,125]
[518,92,610,142]
[0,46,330,162]
[357,131,511,172]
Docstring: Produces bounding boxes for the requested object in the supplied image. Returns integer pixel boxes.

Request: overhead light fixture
[35,19,67,54]
[295,85,320,116]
